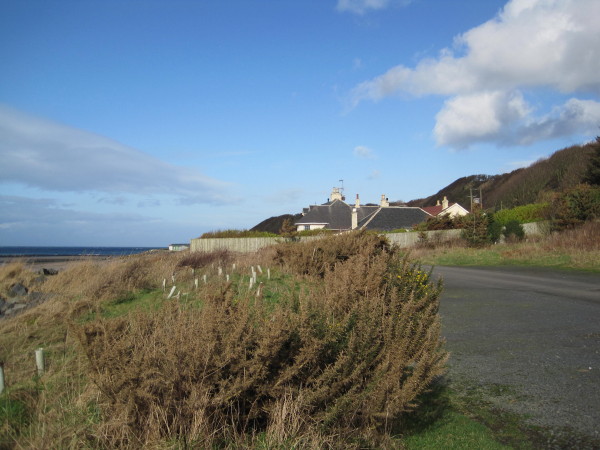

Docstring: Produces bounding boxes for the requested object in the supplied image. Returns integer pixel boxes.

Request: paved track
[432,266,600,440]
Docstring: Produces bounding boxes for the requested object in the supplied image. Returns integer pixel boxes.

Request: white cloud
[353,145,376,159]
[349,0,600,148]
[435,93,600,148]
[0,105,232,204]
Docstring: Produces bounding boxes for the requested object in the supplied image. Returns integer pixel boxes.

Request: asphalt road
[432,266,600,441]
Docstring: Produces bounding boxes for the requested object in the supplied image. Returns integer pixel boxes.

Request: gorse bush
[73,231,447,447]
[273,230,391,278]
[176,248,232,269]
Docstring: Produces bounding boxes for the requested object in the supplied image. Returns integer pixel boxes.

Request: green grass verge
[404,409,509,449]
[416,247,598,271]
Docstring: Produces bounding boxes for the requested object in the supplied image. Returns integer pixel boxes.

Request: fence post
[167,286,177,299]
[0,364,5,394]
[35,348,44,376]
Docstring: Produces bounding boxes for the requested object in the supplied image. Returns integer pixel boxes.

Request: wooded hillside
[408,141,598,210]
[252,140,599,232]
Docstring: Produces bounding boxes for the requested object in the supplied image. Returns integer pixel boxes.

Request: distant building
[421,196,469,218]
[169,243,190,251]
[294,188,432,232]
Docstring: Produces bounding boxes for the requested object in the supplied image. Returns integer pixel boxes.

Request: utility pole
[469,188,474,212]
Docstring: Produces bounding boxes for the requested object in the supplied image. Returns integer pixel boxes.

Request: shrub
[492,203,548,225]
[503,220,525,241]
[487,220,503,243]
[273,230,390,278]
[294,228,335,237]
[176,249,232,269]
[460,213,491,247]
[75,232,447,447]
[546,184,600,229]
[420,214,461,231]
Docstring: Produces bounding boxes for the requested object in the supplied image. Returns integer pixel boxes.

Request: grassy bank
[1,233,455,448]
[410,221,600,272]
[3,226,593,448]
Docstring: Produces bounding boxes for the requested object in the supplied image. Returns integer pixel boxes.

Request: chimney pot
[380,194,389,208]
[351,207,358,229]
[442,196,449,209]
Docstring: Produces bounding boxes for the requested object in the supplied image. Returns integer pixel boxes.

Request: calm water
[0,246,164,257]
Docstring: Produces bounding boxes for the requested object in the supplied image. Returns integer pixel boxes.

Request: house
[295,188,431,232]
[421,196,469,218]
[169,243,190,251]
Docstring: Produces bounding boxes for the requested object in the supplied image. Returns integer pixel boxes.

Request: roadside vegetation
[411,183,600,271]
[1,232,453,448]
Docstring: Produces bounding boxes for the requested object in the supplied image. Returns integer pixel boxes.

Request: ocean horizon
[0,246,165,257]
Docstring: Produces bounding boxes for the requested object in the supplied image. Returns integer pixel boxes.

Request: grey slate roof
[358,207,430,232]
[294,199,353,230]
[295,199,431,232]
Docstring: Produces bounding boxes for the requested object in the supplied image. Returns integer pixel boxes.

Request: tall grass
[0,232,448,448]
[74,232,447,447]
[412,220,600,271]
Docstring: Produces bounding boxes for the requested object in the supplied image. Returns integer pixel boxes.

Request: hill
[251,141,598,232]
[408,141,598,210]
[250,213,302,234]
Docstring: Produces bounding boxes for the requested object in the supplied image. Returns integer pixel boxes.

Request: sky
[1,0,599,247]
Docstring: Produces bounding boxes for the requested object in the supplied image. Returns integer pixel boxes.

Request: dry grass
[411,221,600,271]
[1,235,447,448]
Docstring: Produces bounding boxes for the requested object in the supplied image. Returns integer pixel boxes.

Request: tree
[583,136,600,186]
[503,220,525,241]
[279,218,297,237]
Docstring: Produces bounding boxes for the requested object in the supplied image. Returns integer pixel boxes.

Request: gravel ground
[433,266,600,444]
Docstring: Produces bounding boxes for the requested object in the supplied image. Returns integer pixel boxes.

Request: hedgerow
[492,203,548,225]
[200,229,279,238]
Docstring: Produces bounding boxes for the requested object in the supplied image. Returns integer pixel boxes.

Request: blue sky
[1,0,599,246]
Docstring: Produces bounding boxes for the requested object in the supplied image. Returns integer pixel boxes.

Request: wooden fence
[190,223,547,254]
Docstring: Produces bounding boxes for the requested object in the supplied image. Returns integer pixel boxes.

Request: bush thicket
[546,184,600,229]
[503,220,525,242]
[74,231,447,447]
[492,203,548,225]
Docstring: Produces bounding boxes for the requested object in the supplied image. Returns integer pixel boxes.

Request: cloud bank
[0,106,231,204]
[349,0,600,148]
[0,194,199,246]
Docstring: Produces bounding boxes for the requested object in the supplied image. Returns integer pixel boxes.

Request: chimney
[436,200,440,206]
[352,208,358,229]
[330,187,343,201]
[355,194,360,208]
[442,196,449,209]
[380,194,389,208]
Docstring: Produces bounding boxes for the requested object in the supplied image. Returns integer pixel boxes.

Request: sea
[0,246,164,257]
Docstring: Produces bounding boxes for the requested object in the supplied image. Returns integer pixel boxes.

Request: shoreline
[0,255,115,271]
